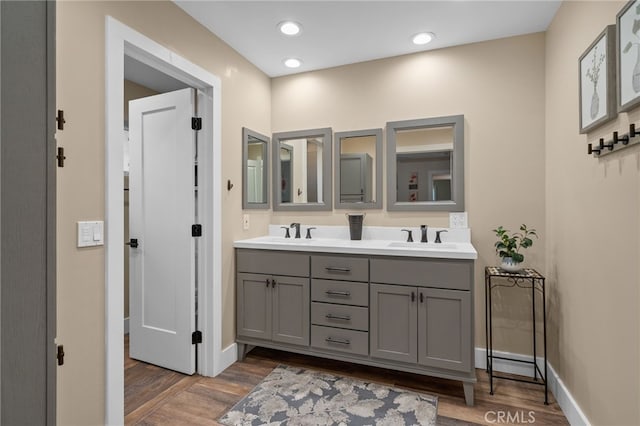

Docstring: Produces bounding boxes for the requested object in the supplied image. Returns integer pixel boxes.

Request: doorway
[106,17,230,424]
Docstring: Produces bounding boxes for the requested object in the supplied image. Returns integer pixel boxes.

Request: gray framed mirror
[386,115,464,211]
[334,128,383,209]
[242,127,270,209]
[272,127,332,211]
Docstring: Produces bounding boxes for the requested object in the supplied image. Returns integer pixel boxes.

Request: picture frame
[579,25,616,134]
[618,0,640,112]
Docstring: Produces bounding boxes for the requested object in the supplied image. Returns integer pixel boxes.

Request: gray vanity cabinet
[370,283,418,363]
[370,257,474,381]
[235,248,476,406]
[236,250,310,347]
[237,273,310,346]
[370,284,471,371]
[417,288,471,372]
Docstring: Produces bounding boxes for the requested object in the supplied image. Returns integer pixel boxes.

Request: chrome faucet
[420,225,428,243]
[290,223,301,239]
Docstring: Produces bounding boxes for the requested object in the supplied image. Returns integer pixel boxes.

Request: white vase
[633,44,640,93]
[500,257,522,273]
[590,85,599,119]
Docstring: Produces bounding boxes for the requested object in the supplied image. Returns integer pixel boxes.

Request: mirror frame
[242,127,270,210]
[386,115,464,212]
[334,128,383,210]
[272,127,333,211]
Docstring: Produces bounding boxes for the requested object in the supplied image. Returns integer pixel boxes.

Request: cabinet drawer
[237,249,309,277]
[311,255,369,282]
[370,258,472,290]
[311,302,368,331]
[311,279,368,306]
[311,325,368,356]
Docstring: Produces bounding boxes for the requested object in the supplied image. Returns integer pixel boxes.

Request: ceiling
[174,1,561,78]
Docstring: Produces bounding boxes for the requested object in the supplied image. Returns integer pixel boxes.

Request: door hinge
[57,345,65,366]
[192,224,202,237]
[191,117,202,131]
[192,330,202,344]
[56,147,66,167]
[56,109,65,130]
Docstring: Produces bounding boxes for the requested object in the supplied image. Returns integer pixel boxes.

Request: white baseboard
[475,348,590,426]
[124,317,129,335]
[219,342,237,372]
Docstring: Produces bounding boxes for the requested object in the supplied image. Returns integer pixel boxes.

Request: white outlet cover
[449,212,468,229]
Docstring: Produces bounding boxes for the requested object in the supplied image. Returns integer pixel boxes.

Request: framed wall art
[618,0,640,112]
[579,25,616,133]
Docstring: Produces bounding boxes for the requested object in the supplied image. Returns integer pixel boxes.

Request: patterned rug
[218,365,438,425]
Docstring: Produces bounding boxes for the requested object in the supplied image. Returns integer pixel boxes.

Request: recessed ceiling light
[412,32,435,45]
[278,21,301,36]
[284,58,302,68]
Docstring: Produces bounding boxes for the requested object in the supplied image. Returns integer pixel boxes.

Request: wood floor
[125,337,568,425]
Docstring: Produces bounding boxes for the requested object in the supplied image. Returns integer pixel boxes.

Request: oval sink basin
[387,242,457,250]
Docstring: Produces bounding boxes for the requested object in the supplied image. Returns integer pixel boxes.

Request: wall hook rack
[227,180,234,191]
[599,138,615,151]
[613,131,628,145]
[588,124,640,158]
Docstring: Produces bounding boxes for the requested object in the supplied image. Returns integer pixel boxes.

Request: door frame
[105,17,226,424]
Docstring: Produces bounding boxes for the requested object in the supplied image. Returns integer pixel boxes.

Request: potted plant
[493,224,537,272]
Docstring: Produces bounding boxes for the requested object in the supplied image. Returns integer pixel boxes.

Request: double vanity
[234,225,478,406]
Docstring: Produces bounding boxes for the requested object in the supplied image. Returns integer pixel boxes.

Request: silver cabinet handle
[325,337,350,345]
[325,290,350,297]
[325,314,351,321]
[325,266,351,273]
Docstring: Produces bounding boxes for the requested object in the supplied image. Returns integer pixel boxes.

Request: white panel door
[129,88,197,374]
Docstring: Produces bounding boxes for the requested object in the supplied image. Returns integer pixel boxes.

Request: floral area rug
[218,365,438,425]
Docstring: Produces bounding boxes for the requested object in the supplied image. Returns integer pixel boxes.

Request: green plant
[493,224,538,263]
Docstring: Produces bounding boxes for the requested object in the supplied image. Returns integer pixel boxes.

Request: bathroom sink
[387,242,458,250]
[251,236,314,244]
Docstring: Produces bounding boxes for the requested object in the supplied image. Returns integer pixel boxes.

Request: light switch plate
[243,214,250,230]
[77,221,104,247]
[449,212,468,229]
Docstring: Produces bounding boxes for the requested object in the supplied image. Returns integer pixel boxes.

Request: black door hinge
[191,117,202,131]
[57,147,66,167]
[192,224,202,237]
[56,109,65,130]
[57,345,65,366]
[192,330,202,344]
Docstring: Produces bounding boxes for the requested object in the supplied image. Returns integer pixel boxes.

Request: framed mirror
[272,127,332,211]
[242,127,270,209]
[386,115,464,211]
[334,128,383,209]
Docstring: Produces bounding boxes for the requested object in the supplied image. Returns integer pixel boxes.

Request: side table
[485,266,548,405]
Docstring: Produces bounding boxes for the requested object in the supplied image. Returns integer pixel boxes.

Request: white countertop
[233,225,478,260]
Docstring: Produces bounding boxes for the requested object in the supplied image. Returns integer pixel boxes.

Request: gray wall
[1,1,56,424]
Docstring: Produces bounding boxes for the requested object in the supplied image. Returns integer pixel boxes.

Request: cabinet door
[272,275,310,346]
[370,283,417,363]
[237,273,272,340]
[417,288,471,372]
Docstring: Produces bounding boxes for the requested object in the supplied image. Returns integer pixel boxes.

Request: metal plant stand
[485,266,548,405]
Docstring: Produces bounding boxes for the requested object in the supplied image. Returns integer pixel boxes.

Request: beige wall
[56,1,271,424]
[546,2,640,424]
[272,33,547,355]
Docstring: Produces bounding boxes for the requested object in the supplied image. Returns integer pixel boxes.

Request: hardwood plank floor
[125,337,568,425]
